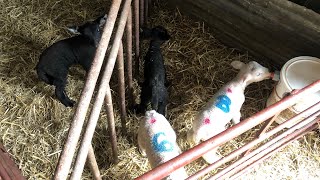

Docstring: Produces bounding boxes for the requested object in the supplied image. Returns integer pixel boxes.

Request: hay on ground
[0,0,319,179]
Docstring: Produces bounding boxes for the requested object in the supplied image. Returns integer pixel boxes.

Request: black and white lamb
[36,14,107,107]
[136,26,170,116]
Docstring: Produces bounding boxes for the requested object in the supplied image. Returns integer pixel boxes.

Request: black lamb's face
[152,26,171,41]
[140,26,171,41]
[67,14,107,47]
[78,21,102,47]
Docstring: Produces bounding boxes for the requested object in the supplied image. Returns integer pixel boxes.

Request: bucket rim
[280,56,320,91]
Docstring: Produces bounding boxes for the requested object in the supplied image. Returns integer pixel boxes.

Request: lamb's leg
[231,111,241,124]
[136,83,151,114]
[137,133,147,157]
[158,101,167,116]
[202,147,221,164]
[202,126,224,164]
[151,85,159,113]
[37,69,54,85]
[187,129,221,164]
[54,79,75,107]
[164,73,171,87]
[157,88,168,117]
[187,129,196,145]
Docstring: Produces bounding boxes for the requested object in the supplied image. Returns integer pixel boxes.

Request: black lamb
[36,14,107,107]
[136,26,171,116]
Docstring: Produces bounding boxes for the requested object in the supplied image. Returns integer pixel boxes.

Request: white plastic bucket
[266,56,320,126]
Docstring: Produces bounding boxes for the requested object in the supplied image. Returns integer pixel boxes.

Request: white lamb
[138,110,188,180]
[187,61,272,164]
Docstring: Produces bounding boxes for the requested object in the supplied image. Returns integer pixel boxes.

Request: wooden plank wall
[168,0,320,68]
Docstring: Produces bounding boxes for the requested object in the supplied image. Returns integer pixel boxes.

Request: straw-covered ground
[0,0,319,179]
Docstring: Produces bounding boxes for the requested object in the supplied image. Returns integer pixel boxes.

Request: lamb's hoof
[186,130,194,145]
[138,148,147,157]
[133,104,144,115]
[62,100,75,107]
[131,104,138,113]
[165,81,171,88]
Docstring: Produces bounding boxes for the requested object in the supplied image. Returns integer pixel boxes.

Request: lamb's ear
[140,26,152,40]
[67,26,80,34]
[145,110,156,117]
[97,14,107,28]
[139,27,145,33]
[231,61,245,70]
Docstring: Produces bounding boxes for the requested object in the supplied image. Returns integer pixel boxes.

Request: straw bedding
[0,0,319,179]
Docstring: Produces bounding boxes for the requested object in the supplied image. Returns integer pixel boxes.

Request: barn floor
[0,0,320,179]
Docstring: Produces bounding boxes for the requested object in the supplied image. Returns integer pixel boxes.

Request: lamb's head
[140,26,170,43]
[67,14,107,47]
[231,61,272,86]
[144,110,167,127]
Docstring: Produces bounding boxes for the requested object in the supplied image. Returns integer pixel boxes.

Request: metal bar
[144,0,148,25]
[87,145,102,180]
[117,42,127,134]
[136,80,320,180]
[134,0,140,78]
[187,102,320,180]
[258,112,281,136]
[125,7,134,109]
[70,82,112,180]
[104,85,118,163]
[0,144,26,180]
[148,0,152,16]
[54,1,122,179]
[216,122,319,180]
[229,126,316,180]
[243,111,281,156]
[140,0,144,26]
[68,0,133,178]
[211,116,320,179]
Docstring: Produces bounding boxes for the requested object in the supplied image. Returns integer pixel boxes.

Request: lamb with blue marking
[138,110,188,180]
[187,61,272,164]
[36,14,107,107]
